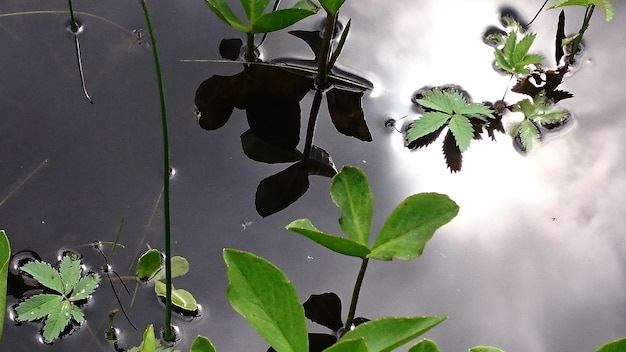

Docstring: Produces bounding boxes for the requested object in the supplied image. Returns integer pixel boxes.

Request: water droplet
[169,167,177,179]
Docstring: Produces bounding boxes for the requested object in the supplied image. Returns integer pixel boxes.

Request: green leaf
[294,0,322,12]
[512,32,536,63]
[286,219,371,257]
[469,347,506,352]
[70,304,84,324]
[252,8,316,33]
[154,281,198,312]
[415,89,453,114]
[136,248,162,280]
[241,0,271,23]
[69,272,101,301]
[15,294,63,322]
[42,300,72,343]
[448,115,473,152]
[224,249,308,352]
[330,166,373,246]
[59,255,81,295]
[190,335,217,352]
[319,0,346,15]
[518,118,540,152]
[549,0,614,21]
[340,316,447,352]
[324,338,368,352]
[370,193,459,261]
[152,256,190,281]
[203,0,247,32]
[0,230,10,341]
[595,337,626,352]
[141,324,157,352]
[21,260,64,294]
[493,20,544,75]
[408,339,441,352]
[406,112,449,142]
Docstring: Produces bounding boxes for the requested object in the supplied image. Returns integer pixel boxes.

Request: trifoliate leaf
[15,294,63,322]
[69,272,100,301]
[21,260,64,294]
[42,300,72,343]
[59,255,81,295]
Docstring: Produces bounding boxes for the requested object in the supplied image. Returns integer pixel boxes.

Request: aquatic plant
[0,230,9,342]
[14,253,100,343]
[128,324,216,352]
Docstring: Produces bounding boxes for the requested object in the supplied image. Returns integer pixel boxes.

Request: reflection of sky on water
[0,0,624,351]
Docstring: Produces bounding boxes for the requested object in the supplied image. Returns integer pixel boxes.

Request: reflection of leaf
[303,293,343,332]
[555,10,566,63]
[241,129,303,164]
[195,73,246,130]
[219,38,243,61]
[289,30,323,60]
[511,66,572,103]
[327,89,372,142]
[442,130,462,173]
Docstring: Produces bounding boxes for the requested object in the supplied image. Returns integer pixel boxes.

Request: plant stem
[245,32,255,62]
[343,258,369,335]
[569,5,595,65]
[302,89,324,159]
[316,11,337,89]
[139,0,175,342]
[67,0,77,32]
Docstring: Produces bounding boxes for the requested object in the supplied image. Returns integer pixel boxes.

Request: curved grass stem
[139,0,175,342]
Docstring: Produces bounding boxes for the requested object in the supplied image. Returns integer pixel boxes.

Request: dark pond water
[0,0,624,351]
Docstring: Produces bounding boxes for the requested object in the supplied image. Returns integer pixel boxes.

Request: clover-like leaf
[224,249,308,352]
[369,193,459,261]
[286,219,371,258]
[340,316,447,352]
[21,260,64,294]
[330,166,373,246]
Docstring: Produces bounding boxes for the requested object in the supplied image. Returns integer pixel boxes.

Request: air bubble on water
[64,19,85,36]
[169,167,177,179]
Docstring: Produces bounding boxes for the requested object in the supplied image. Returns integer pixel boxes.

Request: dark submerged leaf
[326,89,372,141]
[442,130,462,172]
[219,38,243,61]
[195,73,246,130]
[241,130,303,164]
[555,10,566,64]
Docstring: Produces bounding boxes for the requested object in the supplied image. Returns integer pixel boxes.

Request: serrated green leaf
[69,272,100,301]
[512,32,536,63]
[494,49,514,72]
[59,255,81,295]
[515,53,544,67]
[286,219,371,257]
[406,112,449,142]
[448,115,473,152]
[0,230,10,340]
[595,337,626,352]
[330,166,373,246]
[519,119,540,151]
[15,294,63,322]
[154,281,198,312]
[190,335,217,352]
[503,30,517,59]
[456,104,495,121]
[203,0,247,32]
[340,316,447,352]
[21,260,64,294]
[42,300,72,343]
[324,338,368,352]
[416,89,453,113]
[370,193,459,261]
[224,249,308,352]
[252,8,316,33]
[137,249,162,280]
[70,304,84,324]
[469,347,506,352]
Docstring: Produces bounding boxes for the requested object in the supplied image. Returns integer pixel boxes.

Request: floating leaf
[493,18,543,75]
[408,339,441,352]
[154,281,198,312]
[15,294,63,322]
[369,193,459,261]
[340,316,447,352]
[59,255,81,295]
[151,256,190,281]
[224,249,308,352]
[191,335,217,352]
[286,219,371,258]
[21,260,64,294]
[69,272,100,301]
[136,248,162,280]
[330,166,373,246]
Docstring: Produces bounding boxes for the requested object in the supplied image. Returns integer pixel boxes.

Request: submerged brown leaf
[326,88,372,142]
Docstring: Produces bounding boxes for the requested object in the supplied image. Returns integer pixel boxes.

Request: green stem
[302,89,324,159]
[245,32,256,62]
[139,0,175,342]
[316,11,337,89]
[569,5,595,65]
[67,0,78,32]
[343,258,369,335]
